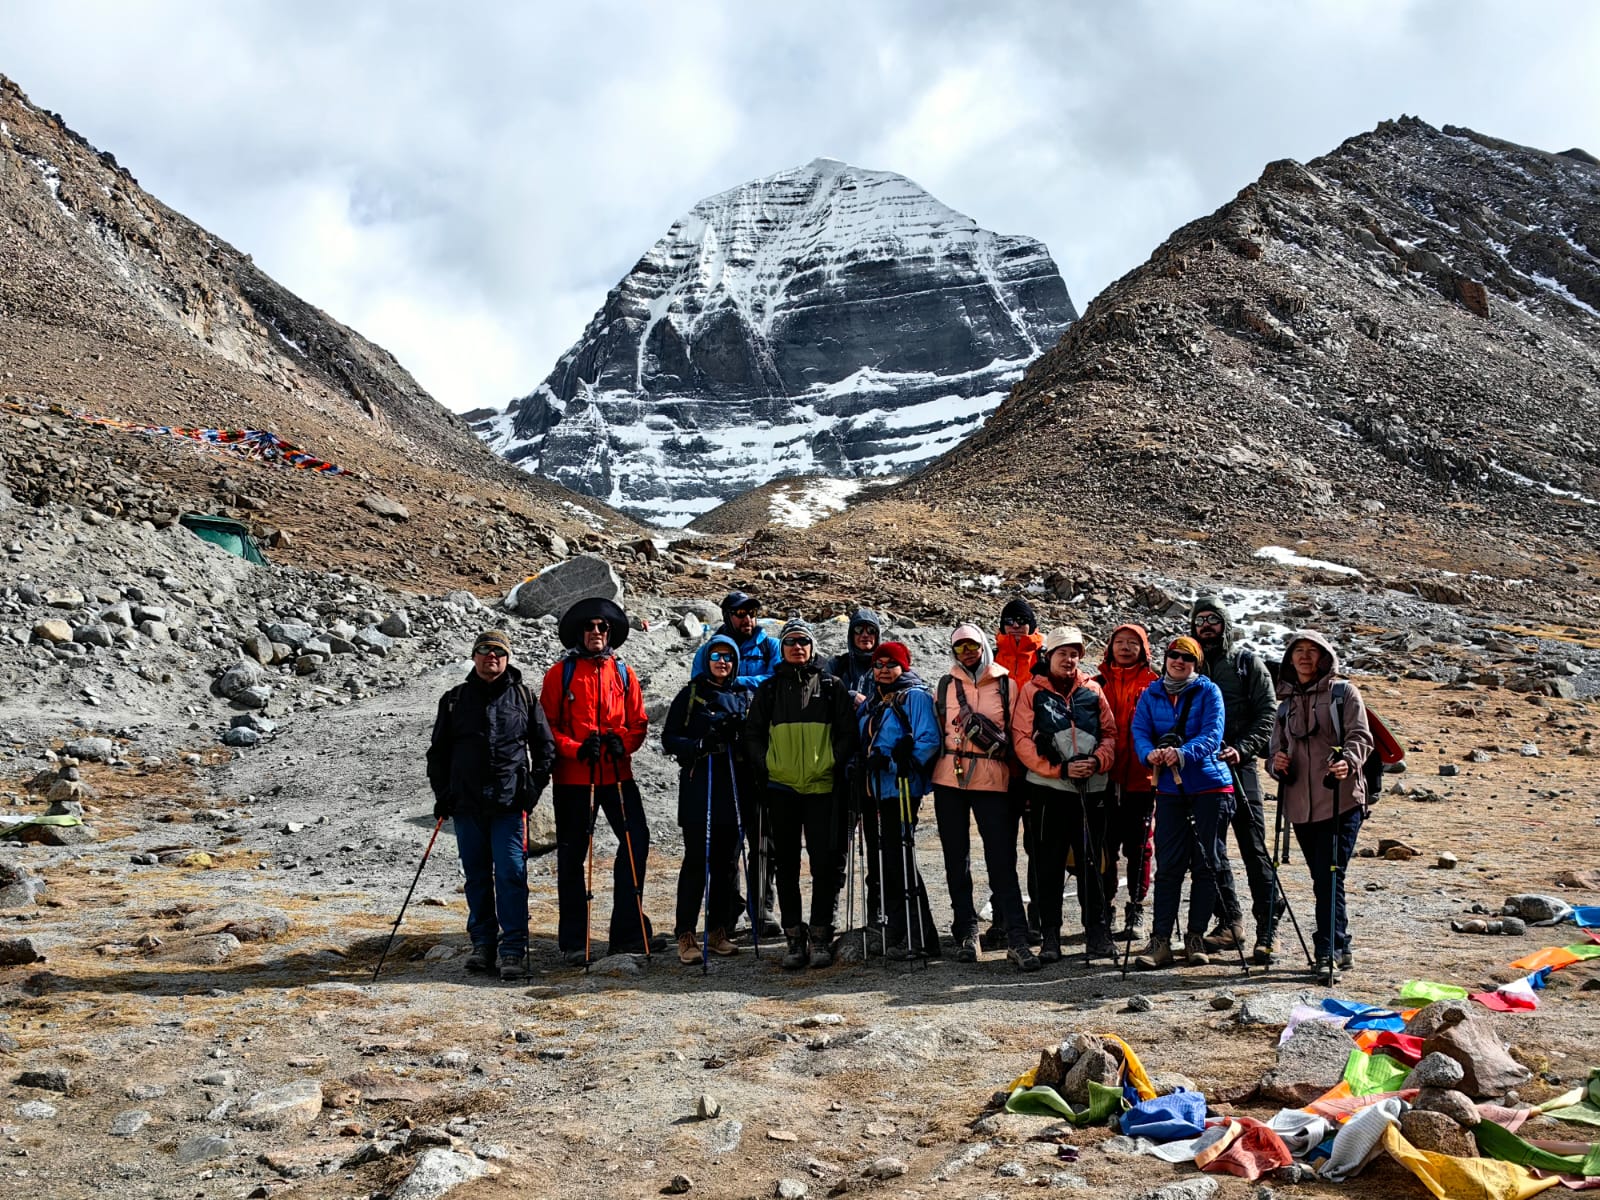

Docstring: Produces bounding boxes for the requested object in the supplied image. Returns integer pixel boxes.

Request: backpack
[937,672,1012,758]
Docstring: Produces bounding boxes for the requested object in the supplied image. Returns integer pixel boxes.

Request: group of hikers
[424,591,1376,987]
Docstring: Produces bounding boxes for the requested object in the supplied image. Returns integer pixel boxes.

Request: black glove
[577,733,603,764]
[891,738,917,774]
[516,773,547,813]
[1037,736,1065,767]
[866,749,891,771]
[603,732,626,761]
[432,795,454,821]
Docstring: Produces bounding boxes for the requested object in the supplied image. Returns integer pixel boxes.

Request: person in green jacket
[742,617,860,970]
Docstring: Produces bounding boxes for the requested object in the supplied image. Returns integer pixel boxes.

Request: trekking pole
[701,755,714,975]
[372,816,444,983]
[856,812,868,961]
[872,773,888,953]
[899,775,929,968]
[584,762,600,970]
[1264,778,1313,968]
[1078,779,1119,969]
[727,746,758,959]
[609,744,652,962]
[1325,757,1343,986]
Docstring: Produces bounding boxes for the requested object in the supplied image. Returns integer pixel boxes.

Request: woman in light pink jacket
[930,624,1039,971]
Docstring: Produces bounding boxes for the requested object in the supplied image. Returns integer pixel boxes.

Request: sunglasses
[707,651,734,662]
[1002,617,1028,628]
[952,640,980,653]
[782,637,812,648]
[1194,614,1224,627]
[872,659,901,670]
[1166,651,1198,664]
[473,647,507,658]
[732,607,759,618]
[584,620,609,632]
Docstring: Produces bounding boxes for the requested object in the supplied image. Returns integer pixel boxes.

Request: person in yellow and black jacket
[742,617,859,971]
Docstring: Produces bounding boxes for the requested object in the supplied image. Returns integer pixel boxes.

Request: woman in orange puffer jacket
[1095,623,1160,940]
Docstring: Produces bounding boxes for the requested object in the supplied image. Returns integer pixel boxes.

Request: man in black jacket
[427,629,556,980]
[1189,596,1279,964]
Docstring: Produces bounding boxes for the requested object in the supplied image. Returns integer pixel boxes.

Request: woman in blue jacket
[1129,636,1235,970]
[857,641,941,960]
[662,635,754,966]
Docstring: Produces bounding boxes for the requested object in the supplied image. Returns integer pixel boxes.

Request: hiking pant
[1150,789,1235,942]
[766,787,843,934]
[454,808,528,959]
[934,784,1028,949]
[1029,785,1116,942]
[729,774,777,932]
[1111,789,1156,907]
[1214,762,1275,933]
[1294,805,1363,960]
[553,780,653,954]
[878,785,937,953]
[986,773,1040,932]
[675,821,741,937]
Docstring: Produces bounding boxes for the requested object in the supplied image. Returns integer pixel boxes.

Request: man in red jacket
[542,597,652,964]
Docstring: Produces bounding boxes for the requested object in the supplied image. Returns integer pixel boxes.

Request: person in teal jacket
[1129,635,1235,970]
[856,641,940,959]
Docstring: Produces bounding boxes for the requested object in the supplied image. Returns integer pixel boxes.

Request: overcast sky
[7,1,1597,412]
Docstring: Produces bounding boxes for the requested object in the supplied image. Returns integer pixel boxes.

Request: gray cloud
[7,0,1597,411]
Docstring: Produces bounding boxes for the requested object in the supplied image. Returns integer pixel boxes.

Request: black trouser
[1214,761,1275,934]
[1150,789,1234,942]
[767,787,843,934]
[1028,784,1116,941]
[1294,805,1363,960]
[554,780,653,954]
[878,784,937,952]
[1112,789,1156,907]
[987,773,1039,932]
[675,821,742,937]
[726,770,775,932]
[933,784,1028,949]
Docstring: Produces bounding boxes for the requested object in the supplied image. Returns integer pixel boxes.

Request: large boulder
[1261,1021,1358,1106]
[236,1080,323,1129]
[509,555,623,620]
[1421,1013,1531,1099]
[1401,1109,1476,1157]
[0,862,44,909]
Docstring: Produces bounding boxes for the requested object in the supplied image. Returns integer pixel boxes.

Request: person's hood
[697,634,741,684]
[846,608,882,646]
[1280,629,1340,691]
[1000,597,1038,634]
[1098,622,1153,671]
[558,596,630,652]
[1190,593,1234,648]
[949,622,995,680]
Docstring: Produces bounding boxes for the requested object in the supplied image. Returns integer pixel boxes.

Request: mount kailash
[475,157,1077,525]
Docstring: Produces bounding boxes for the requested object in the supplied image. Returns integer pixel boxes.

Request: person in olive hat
[542,597,654,964]
[427,629,556,980]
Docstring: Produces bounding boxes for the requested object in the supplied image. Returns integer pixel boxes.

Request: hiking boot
[885,938,911,961]
[1007,945,1041,972]
[677,932,701,965]
[1338,948,1354,971]
[562,948,588,967]
[498,954,526,981]
[1085,926,1118,961]
[1203,922,1245,952]
[781,926,809,971]
[1038,933,1061,965]
[708,929,738,957]
[1182,933,1211,967]
[1315,957,1339,986]
[1116,903,1145,939]
[1252,937,1276,967]
[464,946,495,974]
[982,921,1006,952]
[956,934,978,964]
[808,928,835,969]
[1133,937,1175,970]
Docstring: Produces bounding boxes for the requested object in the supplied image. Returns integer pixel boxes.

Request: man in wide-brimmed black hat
[541,597,654,964]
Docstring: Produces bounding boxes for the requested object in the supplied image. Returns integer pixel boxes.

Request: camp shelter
[178,514,269,565]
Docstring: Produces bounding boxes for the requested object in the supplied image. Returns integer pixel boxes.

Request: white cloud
[5,0,1599,412]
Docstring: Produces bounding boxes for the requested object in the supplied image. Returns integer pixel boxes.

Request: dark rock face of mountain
[480,158,1077,525]
[891,117,1598,614]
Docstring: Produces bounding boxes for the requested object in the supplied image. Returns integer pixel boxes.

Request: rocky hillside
[0,73,642,595]
[747,118,1599,624]
[479,158,1076,525]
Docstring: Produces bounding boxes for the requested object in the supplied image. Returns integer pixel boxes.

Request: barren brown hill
[0,74,642,594]
[736,117,1600,623]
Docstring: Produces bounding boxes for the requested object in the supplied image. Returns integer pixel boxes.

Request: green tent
[179,514,269,565]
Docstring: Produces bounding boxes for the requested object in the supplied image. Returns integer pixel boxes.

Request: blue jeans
[453,809,528,958]
[1151,790,1235,941]
[1294,805,1363,960]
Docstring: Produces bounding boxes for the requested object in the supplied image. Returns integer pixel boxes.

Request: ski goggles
[951,639,981,653]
